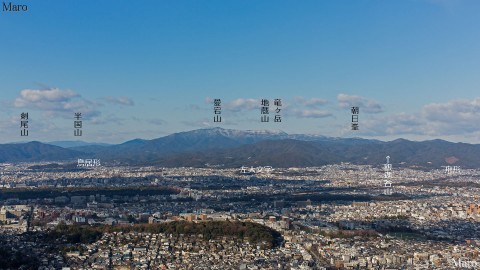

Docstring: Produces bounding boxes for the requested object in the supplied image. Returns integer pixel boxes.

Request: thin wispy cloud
[15,88,78,106]
[293,96,329,107]
[291,109,332,119]
[337,93,383,114]
[90,114,126,125]
[14,88,101,118]
[181,118,211,128]
[224,98,259,112]
[103,96,135,106]
[357,98,480,139]
[205,97,261,113]
[150,119,167,126]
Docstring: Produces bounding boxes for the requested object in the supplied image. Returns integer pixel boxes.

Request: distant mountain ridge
[0,128,478,168]
[47,141,113,148]
[152,138,478,168]
[0,141,85,163]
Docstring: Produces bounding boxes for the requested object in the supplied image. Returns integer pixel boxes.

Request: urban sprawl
[0,162,479,269]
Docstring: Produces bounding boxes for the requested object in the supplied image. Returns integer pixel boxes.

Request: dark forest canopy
[0,186,179,200]
[47,220,282,249]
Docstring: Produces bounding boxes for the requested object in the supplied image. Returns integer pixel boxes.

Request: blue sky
[1,0,480,143]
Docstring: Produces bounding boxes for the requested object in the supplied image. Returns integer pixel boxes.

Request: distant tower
[384,156,393,195]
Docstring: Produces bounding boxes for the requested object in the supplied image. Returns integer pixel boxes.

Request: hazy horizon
[1,126,476,146]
